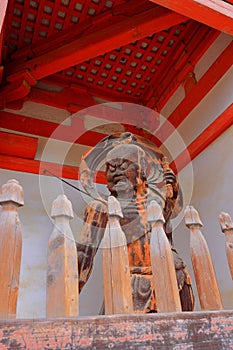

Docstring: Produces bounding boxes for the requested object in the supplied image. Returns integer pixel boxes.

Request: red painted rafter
[1,41,231,149]
[0,112,104,147]
[1,4,187,107]
[28,86,98,113]
[145,27,219,110]
[40,75,142,105]
[0,154,106,184]
[0,109,161,147]
[9,0,156,61]
[149,0,233,35]
[25,25,219,113]
[4,6,187,80]
[1,104,232,182]
[27,85,138,113]
[154,41,233,146]
[170,103,233,173]
[0,131,38,159]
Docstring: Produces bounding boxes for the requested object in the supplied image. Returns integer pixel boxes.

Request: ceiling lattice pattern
[1,0,220,111]
[5,0,127,54]
[56,22,189,101]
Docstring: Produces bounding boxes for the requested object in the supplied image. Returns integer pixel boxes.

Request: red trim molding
[155,41,233,146]
[170,103,233,173]
[149,0,233,35]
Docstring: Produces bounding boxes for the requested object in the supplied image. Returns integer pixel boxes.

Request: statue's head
[105,140,148,197]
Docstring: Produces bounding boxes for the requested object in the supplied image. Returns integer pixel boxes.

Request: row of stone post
[0,179,232,318]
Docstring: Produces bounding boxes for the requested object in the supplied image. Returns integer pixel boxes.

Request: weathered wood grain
[148,200,181,312]
[46,194,79,317]
[185,206,223,310]
[102,196,133,315]
[0,311,232,349]
[0,179,24,319]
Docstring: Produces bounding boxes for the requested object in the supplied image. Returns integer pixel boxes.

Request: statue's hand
[163,170,177,185]
[163,170,179,200]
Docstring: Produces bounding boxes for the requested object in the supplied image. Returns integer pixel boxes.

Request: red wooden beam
[149,0,233,35]
[10,0,155,61]
[1,104,232,181]
[0,111,105,147]
[0,109,161,147]
[39,76,140,106]
[27,85,139,113]
[0,70,36,109]
[0,131,38,159]
[155,41,233,145]
[145,27,219,110]
[0,154,107,184]
[28,87,98,113]
[170,103,233,173]
[5,6,187,80]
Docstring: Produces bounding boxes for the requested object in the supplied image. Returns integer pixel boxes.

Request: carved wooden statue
[77,132,194,313]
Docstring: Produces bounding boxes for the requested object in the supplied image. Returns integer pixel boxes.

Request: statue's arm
[77,200,108,292]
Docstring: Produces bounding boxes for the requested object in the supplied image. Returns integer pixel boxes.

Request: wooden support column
[185,206,223,310]
[219,212,233,279]
[102,196,133,315]
[148,200,181,312]
[0,179,24,318]
[46,194,79,317]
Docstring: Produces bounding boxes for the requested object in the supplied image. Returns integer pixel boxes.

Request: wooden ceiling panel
[0,0,232,173]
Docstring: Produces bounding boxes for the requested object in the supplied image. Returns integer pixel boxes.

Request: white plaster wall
[0,169,104,318]
[161,56,233,160]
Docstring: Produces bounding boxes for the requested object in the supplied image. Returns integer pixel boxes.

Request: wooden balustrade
[219,211,233,279]
[148,200,182,312]
[185,205,223,310]
[0,177,232,319]
[102,196,133,315]
[46,194,79,317]
[0,179,24,318]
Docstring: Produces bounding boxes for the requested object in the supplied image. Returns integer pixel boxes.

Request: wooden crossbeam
[0,154,107,184]
[0,131,38,159]
[0,109,160,147]
[0,104,232,181]
[1,42,231,152]
[28,87,98,113]
[149,0,233,35]
[0,112,105,147]
[5,6,187,80]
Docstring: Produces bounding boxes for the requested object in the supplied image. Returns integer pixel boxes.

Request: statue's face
[105,144,147,196]
[106,157,139,195]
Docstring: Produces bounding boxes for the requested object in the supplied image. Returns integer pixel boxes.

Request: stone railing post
[185,205,223,310]
[219,211,233,279]
[102,196,133,315]
[0,179,24,318]
[46,194,79,317]
[148,200,181,312]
